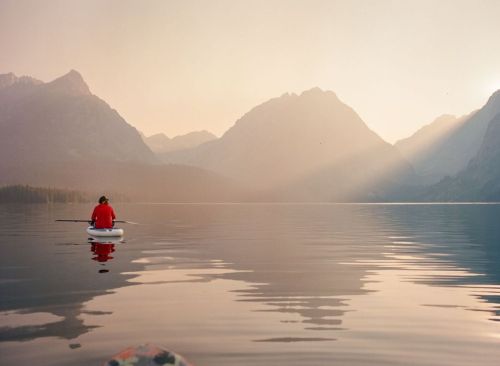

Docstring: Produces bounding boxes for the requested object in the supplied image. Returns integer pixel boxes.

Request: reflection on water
[0,204,499,365]
[91,243,115,264]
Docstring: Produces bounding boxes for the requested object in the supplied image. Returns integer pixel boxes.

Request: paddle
[56,219,139,225]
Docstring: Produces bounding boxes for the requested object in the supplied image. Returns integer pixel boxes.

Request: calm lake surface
[1,203,499,365]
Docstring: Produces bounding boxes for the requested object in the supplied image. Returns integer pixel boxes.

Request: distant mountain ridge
[0,72,42,89]
[396,90,500,184]
[0,70,247,202]
[425,112,500,201]
[3,68,500,202]
[0,72,43,110]
[44,69,92,96]
[144,130,216,153]
[395,114,470,184]
[161,87,415,200]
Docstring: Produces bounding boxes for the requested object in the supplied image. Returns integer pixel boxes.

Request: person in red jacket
[90,196,116,229]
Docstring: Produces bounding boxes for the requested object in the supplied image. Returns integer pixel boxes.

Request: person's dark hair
[98,195,109,204]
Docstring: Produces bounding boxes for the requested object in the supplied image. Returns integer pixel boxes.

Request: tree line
[0,185,91,203]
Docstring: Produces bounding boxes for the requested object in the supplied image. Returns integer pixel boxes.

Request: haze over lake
[2,1,500,365]
[1,203,499,365]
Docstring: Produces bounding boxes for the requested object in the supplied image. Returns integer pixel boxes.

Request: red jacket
[91,203,116,229]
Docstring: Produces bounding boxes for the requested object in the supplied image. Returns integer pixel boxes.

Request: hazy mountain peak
[280,92,296,99]
[298,87,341,104]
[0,73,17,89]
[0,69,156,164]
[485,89,500,108]
[301,86,324,94]
[473,89,500,126]
[148,133,171,143]
[395,89,500,185]
[0,72,42,89]
[277,88,339,102]
[162,87,413,198]
[172,130,216,140]
[45,69,91,96]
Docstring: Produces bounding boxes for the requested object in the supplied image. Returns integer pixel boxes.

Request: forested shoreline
[0,185,91,203]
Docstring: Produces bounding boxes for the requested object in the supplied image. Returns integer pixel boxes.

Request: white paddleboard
[86,226,124,237]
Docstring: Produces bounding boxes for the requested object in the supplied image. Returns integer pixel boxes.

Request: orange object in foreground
[104,344,193,366]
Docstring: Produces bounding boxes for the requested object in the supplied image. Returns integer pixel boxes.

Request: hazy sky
[1,0,499,142]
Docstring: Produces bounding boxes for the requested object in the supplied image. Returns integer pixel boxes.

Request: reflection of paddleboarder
[90,196,116,229]
[91,242,115,262]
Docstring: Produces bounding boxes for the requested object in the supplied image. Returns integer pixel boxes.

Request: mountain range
[160,87,415,200]
[1,69,500,202]
[143,130,216,153]
[0,71,242,202]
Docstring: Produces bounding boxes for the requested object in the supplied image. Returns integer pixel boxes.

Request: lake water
[1,203,499,365]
